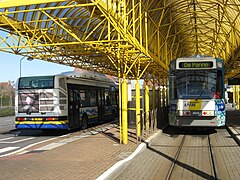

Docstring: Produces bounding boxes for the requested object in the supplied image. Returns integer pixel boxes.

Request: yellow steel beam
[0,0,66,8]
[0,0,240,80]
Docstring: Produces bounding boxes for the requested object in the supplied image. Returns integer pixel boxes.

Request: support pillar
[237,86,240,110]
[136,80,141,137]
[145,82,149,131]
[122,77,128,144]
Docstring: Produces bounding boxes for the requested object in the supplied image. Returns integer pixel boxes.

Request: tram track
[108,126,240,180]
[208,134,219,180]
[164,132,219,180]
[165,135,186,180]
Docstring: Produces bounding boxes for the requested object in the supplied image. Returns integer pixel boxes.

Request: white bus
[15,72,118,130]
[168,56,226,127]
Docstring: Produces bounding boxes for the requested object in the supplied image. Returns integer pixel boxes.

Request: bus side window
[105,89,111,106]
[80,90,85,107]
[75,90,81,102]
[106,96,111,106]
[89,90,97,106]
[80,90,90,107]
[69,90,74,102]
[59,78,66,90]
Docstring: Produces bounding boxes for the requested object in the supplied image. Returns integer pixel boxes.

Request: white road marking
[35,125,115,151]
[0,137,35,144]
[0,137,14,141]
[0,123,116,157]
[35,134,90,151]
[0,147,19,154]
[0,134,69,158]
[35,142,66,151]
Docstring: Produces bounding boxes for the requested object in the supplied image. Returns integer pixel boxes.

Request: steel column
[135,79,141,137]
[122,77,128,144]
[145,82,150,131]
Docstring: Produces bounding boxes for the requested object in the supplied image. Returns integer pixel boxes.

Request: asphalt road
[0,116,69,157]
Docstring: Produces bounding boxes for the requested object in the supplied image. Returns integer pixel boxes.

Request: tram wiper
[195,82,206,101]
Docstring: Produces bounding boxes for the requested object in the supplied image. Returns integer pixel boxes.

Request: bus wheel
[82,115,88,130]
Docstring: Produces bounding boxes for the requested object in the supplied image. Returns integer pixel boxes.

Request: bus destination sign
[179,61,213,69]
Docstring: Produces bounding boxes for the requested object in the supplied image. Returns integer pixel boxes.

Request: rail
[165,135,186,180]
[208,135,219,180]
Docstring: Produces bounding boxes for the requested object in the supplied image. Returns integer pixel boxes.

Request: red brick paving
[0,125,139,180]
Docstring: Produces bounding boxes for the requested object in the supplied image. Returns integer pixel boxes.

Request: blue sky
[0,51,74,82]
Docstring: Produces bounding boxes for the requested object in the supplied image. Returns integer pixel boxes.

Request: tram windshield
[169,70,223,100]
[18,76,54,89]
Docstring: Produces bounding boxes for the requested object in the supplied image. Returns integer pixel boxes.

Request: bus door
[98,89,105,122]
[68,88,80,128]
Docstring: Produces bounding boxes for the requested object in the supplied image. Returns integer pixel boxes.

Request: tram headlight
[178,110,183,116]
[202,110,215,116]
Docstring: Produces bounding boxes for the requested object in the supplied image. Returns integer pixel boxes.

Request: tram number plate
[192,111,200,116]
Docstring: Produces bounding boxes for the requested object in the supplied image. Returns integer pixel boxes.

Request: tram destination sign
[179,61,213,69]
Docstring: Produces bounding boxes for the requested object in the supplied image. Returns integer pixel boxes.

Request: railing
[137,106,169,143]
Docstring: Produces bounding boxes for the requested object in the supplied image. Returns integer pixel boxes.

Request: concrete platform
[105,110,240,180]
[0,110,239,180]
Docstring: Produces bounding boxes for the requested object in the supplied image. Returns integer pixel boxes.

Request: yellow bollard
[136,80,141,137]
[145,84,149,131]
[122,78,128,144]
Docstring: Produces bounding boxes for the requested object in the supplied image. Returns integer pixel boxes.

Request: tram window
[216,70,223,98]
[169,75,177,100]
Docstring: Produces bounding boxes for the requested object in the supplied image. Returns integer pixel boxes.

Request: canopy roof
[0,0,239,80]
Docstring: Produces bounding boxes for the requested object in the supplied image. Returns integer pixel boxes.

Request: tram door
[98,89,105,122]
[68,87,80,128]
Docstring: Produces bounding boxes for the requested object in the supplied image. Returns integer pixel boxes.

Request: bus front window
[19,76,54,89]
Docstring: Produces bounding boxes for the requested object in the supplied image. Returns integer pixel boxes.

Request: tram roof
[0,0,240,81]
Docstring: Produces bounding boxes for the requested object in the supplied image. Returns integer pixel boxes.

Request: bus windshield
[169,70,222,99]
[18,76,54,89]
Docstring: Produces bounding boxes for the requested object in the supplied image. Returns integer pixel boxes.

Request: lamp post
[20,56,34,77]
